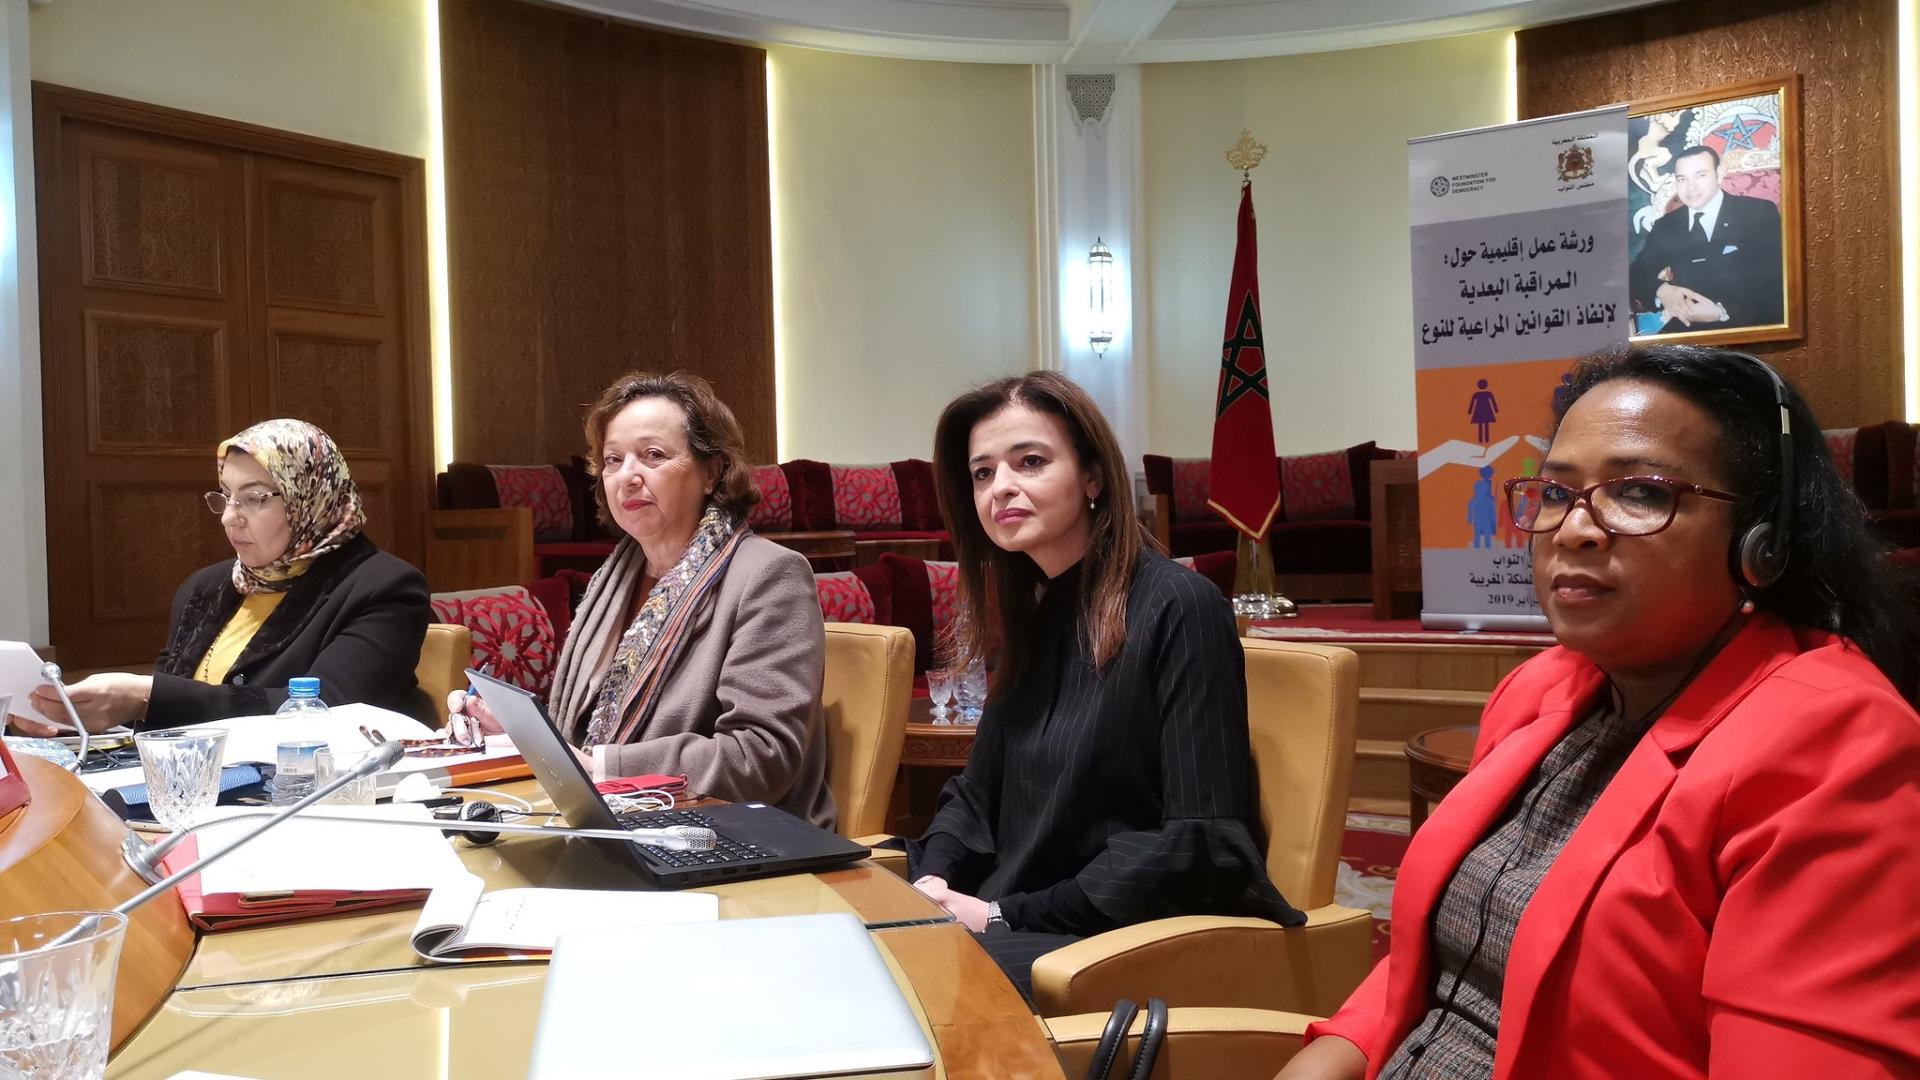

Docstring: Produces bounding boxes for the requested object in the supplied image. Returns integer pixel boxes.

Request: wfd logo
[1429,175,1450,197]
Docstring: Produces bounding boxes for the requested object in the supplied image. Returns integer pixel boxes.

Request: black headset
[1732,352,1794,590]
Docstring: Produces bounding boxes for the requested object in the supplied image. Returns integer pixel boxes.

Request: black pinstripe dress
[909,552,1303,990]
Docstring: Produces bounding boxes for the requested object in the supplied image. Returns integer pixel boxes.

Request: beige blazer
[561,534,835,830]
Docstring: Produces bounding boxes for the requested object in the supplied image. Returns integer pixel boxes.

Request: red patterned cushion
[893,460,942,530]
[1823,428,1858,490]
[430,585,557,697]
[747,465,793,530]
[1281,450,1356,521]
[486,465,573,538]
[814,572,878,624]
[878,553,963,674]
[925,560,960,639]
[830,465,903,528]
[1172,459,1211,522]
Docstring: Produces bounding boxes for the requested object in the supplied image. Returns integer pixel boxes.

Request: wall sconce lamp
[1087,237,1115,355]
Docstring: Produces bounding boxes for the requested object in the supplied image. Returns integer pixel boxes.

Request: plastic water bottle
[276,677,330,719]
[271,678,330,805]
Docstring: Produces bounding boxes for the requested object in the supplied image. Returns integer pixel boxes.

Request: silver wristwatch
[985,900,1006,929]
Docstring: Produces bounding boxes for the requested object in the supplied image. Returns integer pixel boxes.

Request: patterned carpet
[1336,812,1412,961]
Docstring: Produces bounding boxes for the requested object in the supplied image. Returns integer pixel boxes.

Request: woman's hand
[1273,1034,1366,1080]
[444,690,504,745]
[913,876,992,933]
[13,674,151,736]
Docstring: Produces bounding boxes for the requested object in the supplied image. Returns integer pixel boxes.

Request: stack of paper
[162,804,473,931]
[81,702,525,800]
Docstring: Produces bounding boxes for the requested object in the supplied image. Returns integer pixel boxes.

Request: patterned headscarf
[218,419,365,595]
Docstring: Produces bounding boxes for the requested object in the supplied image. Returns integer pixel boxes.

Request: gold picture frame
[1626,75,1803,346]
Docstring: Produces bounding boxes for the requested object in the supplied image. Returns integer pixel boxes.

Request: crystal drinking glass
[0,911,127,1080]
[956,659,987,725]
[926,670,955,722]
[133,727,228,831]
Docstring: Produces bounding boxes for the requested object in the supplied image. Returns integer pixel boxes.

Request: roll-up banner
[1408,106,1630,630]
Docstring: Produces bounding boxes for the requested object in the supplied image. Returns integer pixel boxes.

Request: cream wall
[30,0,432,158]
[769,46,1035,463]
[1142,32,1511,457]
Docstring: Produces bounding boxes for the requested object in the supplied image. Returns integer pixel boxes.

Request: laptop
[531,913,936,1079]
[467,668,868,888]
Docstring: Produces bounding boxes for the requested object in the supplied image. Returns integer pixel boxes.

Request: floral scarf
[549,503,746,748]
[218,419,365,596]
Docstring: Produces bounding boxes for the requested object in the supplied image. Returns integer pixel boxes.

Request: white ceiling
[548,0,1672,63]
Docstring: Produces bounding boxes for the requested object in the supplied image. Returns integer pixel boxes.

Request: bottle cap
[289,677,321,696]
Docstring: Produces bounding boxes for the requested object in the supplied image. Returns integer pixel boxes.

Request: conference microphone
[37,661,93,769]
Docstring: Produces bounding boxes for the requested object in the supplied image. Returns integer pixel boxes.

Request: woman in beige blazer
[452,371,834,829]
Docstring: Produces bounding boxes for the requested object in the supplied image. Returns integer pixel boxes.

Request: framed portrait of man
[1627,76,1803,345]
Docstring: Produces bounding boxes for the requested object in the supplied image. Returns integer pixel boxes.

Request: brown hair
[932,371,1154,699]
[581,370,760,524]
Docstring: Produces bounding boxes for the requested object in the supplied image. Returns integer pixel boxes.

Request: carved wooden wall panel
[265,183,380,311]
[90,484,230,621]
[85,315,228,452]
[1518,0,1900,427]
[36,87,431,668]
[84,151,222,294]
[440,0,776,466]
[268,334,385,452]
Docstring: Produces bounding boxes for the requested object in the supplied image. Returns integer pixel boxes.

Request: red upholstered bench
[1143,445,1409,601]
[429,460,617,589]
[752,460,952,566]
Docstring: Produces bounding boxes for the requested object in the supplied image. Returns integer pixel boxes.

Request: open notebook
[410,876,717,963]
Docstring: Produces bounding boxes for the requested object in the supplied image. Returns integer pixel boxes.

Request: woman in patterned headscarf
[14,419,433,732]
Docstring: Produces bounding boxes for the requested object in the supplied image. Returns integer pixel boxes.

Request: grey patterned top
[1378,700,1653,1079]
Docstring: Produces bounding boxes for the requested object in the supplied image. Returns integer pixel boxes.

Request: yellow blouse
[195,592,288,685]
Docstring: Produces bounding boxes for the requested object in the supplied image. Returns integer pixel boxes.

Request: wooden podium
[0,754,194,1050]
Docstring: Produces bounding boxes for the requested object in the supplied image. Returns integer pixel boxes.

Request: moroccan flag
[1206,182,1281,540]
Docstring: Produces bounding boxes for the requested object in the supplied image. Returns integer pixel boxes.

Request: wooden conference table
[105,779,1065,1079]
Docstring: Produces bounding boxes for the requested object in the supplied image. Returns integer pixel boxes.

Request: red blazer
[1308,618,1920,1079]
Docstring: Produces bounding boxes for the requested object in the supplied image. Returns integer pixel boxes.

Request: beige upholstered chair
[821,623,914,839]
[412,623,473,729]
[1047,1007,1316,1078]
[1029,638,1372,1019]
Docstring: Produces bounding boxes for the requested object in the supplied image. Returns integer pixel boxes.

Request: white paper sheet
[192,803,470,897]
[0,640,54,725]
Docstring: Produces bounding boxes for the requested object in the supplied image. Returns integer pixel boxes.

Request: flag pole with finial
[1209,131,1295,626]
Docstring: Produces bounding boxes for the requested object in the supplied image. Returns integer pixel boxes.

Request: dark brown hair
[932,371,1154,698]
[582,370,760,524]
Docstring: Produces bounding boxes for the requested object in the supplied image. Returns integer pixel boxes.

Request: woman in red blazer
[1282,345,1920,1080]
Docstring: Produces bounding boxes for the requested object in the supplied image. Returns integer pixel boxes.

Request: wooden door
[250,157,420,559]
[35,86,431,669]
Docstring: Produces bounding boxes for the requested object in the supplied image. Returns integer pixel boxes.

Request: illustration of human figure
[1553,372,1577,414]
[1500,456,1541,548]
[1469,465,1498,550]
[1468,379,1499,444]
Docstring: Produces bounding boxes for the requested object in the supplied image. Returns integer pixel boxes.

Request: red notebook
[159,834,437,933]
[0,740,29,820]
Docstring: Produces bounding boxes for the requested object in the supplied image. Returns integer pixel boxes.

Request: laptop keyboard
[615,807,775,869]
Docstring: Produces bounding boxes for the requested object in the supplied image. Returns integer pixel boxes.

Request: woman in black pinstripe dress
[904,372,1300,999]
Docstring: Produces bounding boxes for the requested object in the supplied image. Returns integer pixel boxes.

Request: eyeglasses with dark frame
[204,490,285,516]
[1503,475,1741,538]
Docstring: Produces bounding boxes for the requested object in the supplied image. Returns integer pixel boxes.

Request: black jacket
[908,553,1299,935]
[1628,192,1784,330]
[145,534,433,728]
